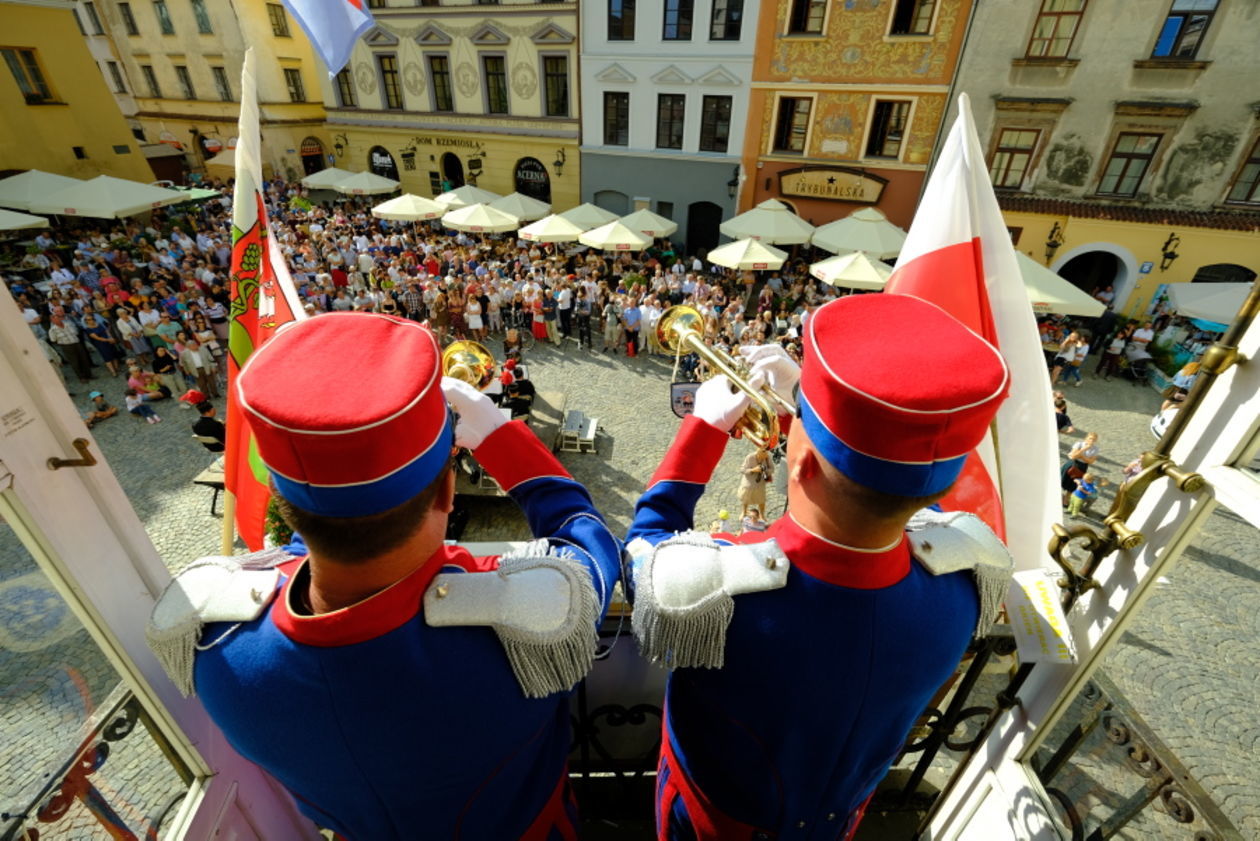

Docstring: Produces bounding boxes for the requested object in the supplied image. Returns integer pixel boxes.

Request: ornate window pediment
[363,26,399,47]
[695,66,740,86]
[471,22,510,45]
[651,65,693,85]
[595,63,636,83]
[414,23,452,46]
[531,22,575,44]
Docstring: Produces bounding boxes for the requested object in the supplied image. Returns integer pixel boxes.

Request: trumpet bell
[442,340,497,391]
[656,305,705,354]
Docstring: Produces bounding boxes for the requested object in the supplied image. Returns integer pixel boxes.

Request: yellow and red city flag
[885,94,1057,573]
[225,49,306,551]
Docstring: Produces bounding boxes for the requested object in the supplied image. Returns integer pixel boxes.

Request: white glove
[441,376,506,450]
[739,344,800,408]
[692,375,751,433]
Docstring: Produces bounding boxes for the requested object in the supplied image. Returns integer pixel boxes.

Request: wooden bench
[558,409,599,454]
[192,459,226,516]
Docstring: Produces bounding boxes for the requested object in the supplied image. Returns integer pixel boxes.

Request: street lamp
[553,148,566,176]
[1044,221,1064,262]
[727,165,740,199]
[1160,232,1181,271]
[333,133,349,158]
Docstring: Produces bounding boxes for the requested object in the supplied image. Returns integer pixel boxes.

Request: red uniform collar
[271,546,493,647]
[745,514,911,590]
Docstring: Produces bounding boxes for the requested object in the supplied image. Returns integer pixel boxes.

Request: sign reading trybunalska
[778,167,888,203]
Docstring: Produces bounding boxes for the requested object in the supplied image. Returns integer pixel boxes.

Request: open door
[0,288,317,840]
[926,286,1259,840]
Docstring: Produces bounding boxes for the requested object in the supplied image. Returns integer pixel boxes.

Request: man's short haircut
[272,456,453,564]
[195,401,214,413]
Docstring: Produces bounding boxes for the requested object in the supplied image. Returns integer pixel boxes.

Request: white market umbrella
[519,213,586,243]
[29,175,185,218]
[441,202,520,233]
[333,170,400,196]
[0,170,83,211]
[811,208,907,258]
[1016,253,1105,317]
[620,208,678,238]
[1166,281,1250,325]
[372,193,444,221]
[490,192,550,222]
[708,237,788,271]
[300,166,355,189]
[719,198,815,245]
[560,202,619,231]
[0,208,50,230]
[204,149,235,169]
[435,184,502,210]
[809,251,893,290]
[578,220,652,252]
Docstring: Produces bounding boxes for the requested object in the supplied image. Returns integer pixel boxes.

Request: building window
[483,55,508,114]
[890,0,934,35]
[1226,137,1260,205]
[418,0,440,6]
[2,48,54,104]
[366,0,386,7]
[710,0,743,39]
[190,0,212,33]
[699,95,731,153]
[212,65,232,100]
[118,2,139,35]
[335,67,356,107]
[107,60,127,93]
[174,64,195,99]
[656,93,685,150]
[604,91,629,145]
[1026,0,1086,58]
[374,55,401,109]
[1152,0,1218,59]
[865,99,910,158]
[73,145,88,159]
[542,55,569,117]
[283,68,305,102]
[989,128,1040,189]
[773,96,811,153]
[428,55,452,111]
[84,1,105,34]
[267,3,290,36]
[608,0,635,40]
[140,63,160,97]
[1097,132,1161,196]
[152,0,175,34]
[788,0,826,34]
[663,0,693,39]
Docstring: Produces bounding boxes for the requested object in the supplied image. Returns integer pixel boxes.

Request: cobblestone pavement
[3,337,1255,838]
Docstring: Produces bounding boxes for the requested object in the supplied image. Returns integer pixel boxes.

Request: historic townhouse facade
[319,0,581,207]
[956,0,1260,315]
[739,0,971,229]
[579,0,760,253]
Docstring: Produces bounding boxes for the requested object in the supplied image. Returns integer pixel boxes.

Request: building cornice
[326,108,578,139]
[997,194,1260,232]
[750,81,948,94]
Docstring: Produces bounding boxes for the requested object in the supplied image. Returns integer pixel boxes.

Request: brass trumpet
[656,305,795,450]
[442,340,497,391]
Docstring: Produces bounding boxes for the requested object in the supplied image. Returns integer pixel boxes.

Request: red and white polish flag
[885,93,1058,573]
[280,0,374,75]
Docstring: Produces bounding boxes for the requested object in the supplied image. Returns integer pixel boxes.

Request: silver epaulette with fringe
[145,548,291,697]
[424,540,598,699]
[630,532,789,671]
[906,509,1015,640]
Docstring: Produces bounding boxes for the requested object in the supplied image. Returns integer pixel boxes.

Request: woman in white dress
[465,291,485,342]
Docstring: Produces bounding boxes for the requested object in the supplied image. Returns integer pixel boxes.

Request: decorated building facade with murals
[319,0,580,208]
[739,0,972,229]
[954,0,1260,316]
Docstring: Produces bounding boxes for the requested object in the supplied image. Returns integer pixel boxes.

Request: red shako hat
[238,313,453,517]
[799,294,1009,496]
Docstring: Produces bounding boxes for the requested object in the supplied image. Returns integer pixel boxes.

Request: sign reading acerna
[778,167,888,204]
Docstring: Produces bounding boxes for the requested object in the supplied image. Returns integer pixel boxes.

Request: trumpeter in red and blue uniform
[147,312,621,840]
[625,293,1016,841]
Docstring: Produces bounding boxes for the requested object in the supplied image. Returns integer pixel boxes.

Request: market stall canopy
[578,220,652,251]
[434,185,503,210]
[440,202,520,233]
[28,175,186,218]
[204,149,235,170]
[300,167,355,189]
[559,202,619,231]
[620,208,678,238]
[0,208,50,230]
[810,208,907,258]
[173,186,221,202]
[1015,253,1106,317]
[0,170,83,211]
[489,192,550,222]
[372,193,444,221]
[1167,282,1251,326]
[333,170,401,196]
[707,237,788,271]
[809,251,893,289]
[719,198,815,245]
[518,213,586,243]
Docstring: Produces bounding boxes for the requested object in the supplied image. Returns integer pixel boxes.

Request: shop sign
[778,167,887,203]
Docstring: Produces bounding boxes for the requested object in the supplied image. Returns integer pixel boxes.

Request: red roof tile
[997,194,1260,232]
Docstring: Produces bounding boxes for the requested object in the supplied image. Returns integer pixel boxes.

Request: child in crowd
[125,388,162,424]
[84,390,118,428]
[1068,472,1099,517]
[741,505,768,534]
[1054,397,1074,434]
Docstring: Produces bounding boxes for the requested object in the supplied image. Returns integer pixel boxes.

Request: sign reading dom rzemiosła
[778,167,888,203]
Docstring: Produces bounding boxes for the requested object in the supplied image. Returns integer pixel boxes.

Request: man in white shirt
[556,283,573,339]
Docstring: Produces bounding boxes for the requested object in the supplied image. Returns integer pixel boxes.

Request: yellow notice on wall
[1007,569,1077,665]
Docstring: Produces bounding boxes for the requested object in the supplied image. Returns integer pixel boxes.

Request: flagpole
[221,489,236,555]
